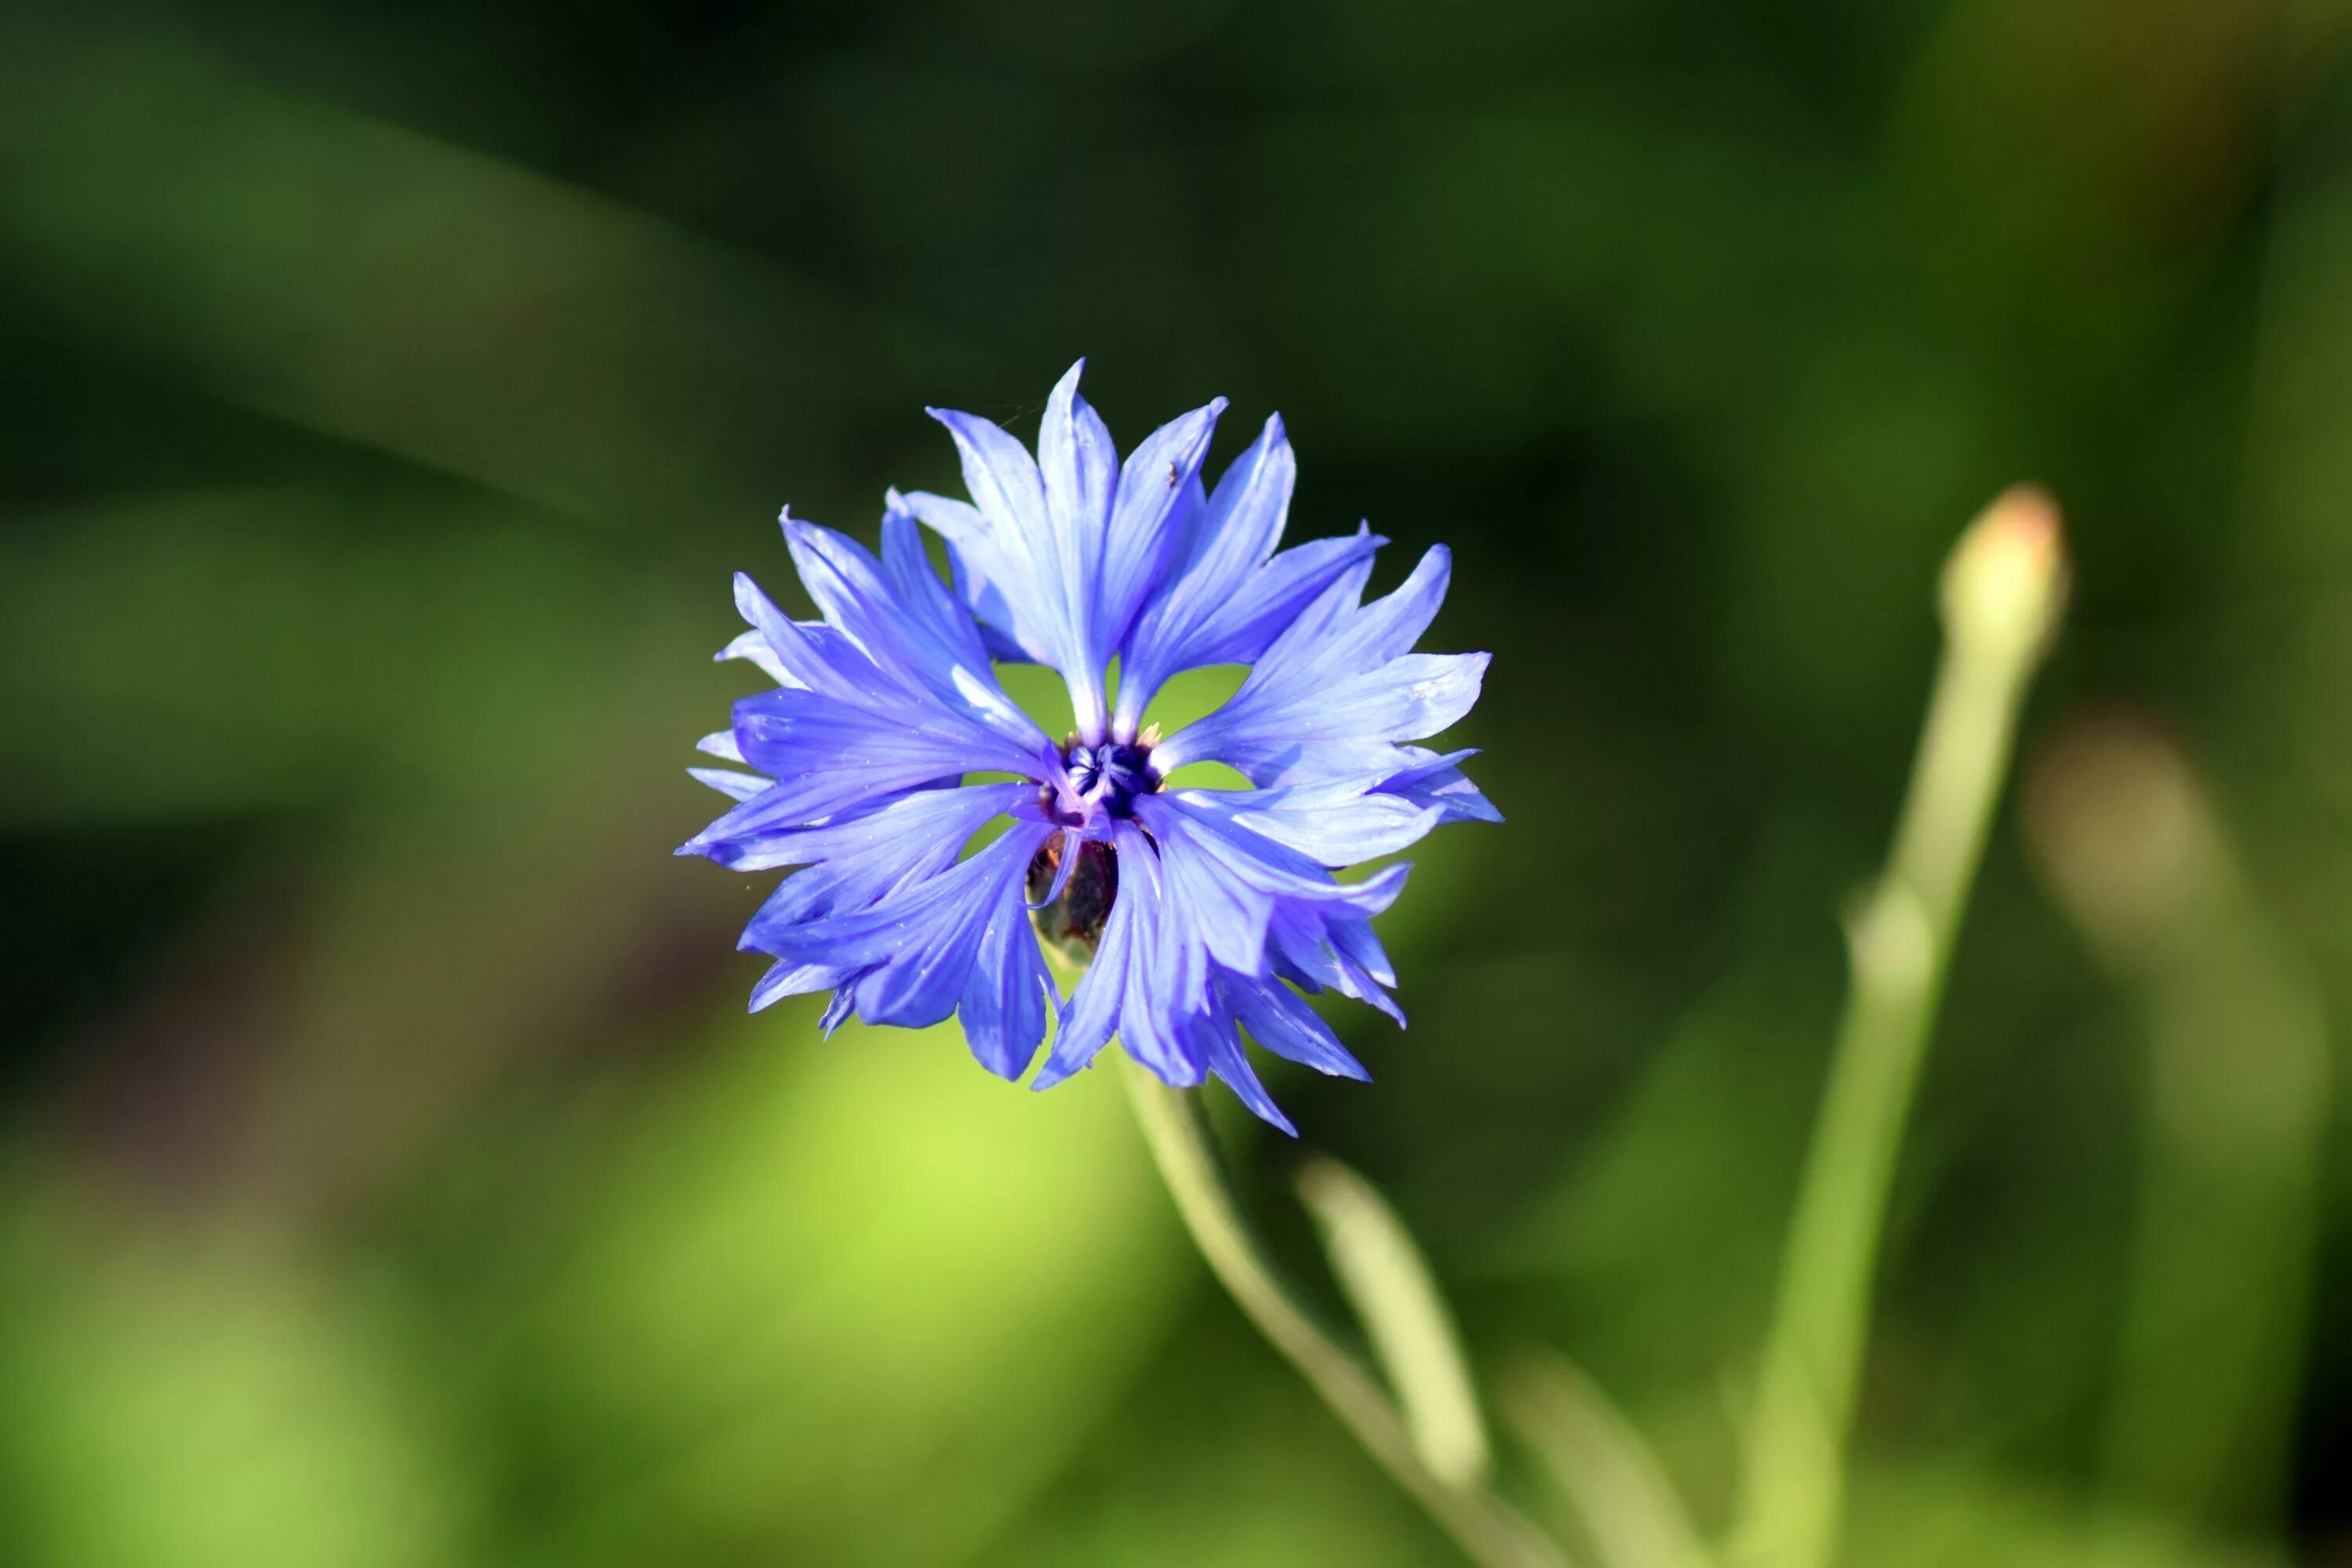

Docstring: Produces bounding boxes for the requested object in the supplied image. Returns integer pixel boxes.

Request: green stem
[1123,1061,1570,1568]
[1728,490,2066,1568]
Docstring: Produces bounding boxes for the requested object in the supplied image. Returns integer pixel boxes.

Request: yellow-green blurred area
[3,2,2350,1563]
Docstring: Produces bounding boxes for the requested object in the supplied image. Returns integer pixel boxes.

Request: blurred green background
[3,2,2350,1563]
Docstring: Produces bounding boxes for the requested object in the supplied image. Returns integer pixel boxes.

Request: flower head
[679,362,1497,1132]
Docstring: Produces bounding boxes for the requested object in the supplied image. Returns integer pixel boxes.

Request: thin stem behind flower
[1727,488,2068,1568]
[1122,1061,1570,1568]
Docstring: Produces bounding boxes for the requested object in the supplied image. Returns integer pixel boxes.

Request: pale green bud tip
[1939,483,2069,660]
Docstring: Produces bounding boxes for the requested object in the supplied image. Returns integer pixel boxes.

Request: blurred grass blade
[0,16,933,531]
[1729,488,2069,1568]
[1501,1353,1709,1568]
[1298,1156,1494,1489]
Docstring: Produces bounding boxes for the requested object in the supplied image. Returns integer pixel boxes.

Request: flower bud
[1940,484,2069,666]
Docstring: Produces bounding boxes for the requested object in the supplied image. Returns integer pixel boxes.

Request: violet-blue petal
[1267,896,1409,1025]
[913,365,1223,739]
[1098,394,1225,659]
[1162,781,1446,867]
[1196,1007,1298,1137]
[688,766,771,803]
[1135,793,1410,912]
[1113,413,1382,730]
[717,627,793,688]
[1374,746,1504,823]
[785,514,1051,753]
[725,784,1025,913]
[680,695,1029,866]
[908,491,1056,667]
[1156,649,1489,779]
[1152,546,1487,791]
[1224,973,1371,1081]
[750,958,858,1014]
[760,819,1053,1032]
[730,572,866,703]
[916,392,1114,729]
[1034,821,1212,1091]
[962,871,1056,1080]
[1037,361,1118,627]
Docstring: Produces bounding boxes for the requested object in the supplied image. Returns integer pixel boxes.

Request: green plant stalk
[1123,1061,1570,1568]
[1729,492,2065,1568]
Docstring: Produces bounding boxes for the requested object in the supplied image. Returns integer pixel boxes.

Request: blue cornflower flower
[679,362,1497,1132]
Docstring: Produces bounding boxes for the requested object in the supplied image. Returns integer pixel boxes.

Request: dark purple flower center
[1031,738,1160,956]
[1049,739,1156,825]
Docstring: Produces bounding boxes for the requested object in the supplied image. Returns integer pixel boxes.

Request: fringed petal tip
[1027,1056,1084,1094]
[813,989,856,1036]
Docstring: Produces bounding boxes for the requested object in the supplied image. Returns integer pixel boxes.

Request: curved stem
[1123,1061,1569,1568]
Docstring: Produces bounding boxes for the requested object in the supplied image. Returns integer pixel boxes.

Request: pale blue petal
[1033,821,1211,1091]
[680,695,1029,866]
[730,571,866,702]
[1098,394,1225,661]
[1112,412,1380,731]
[762,820,1052,1031]
[784,514,1049,752]
[688,766,771,802]
[1106,842,1202,1086]
[1268,898,1408,1025]
[927,407,1054,590]
[923,399,1112,730]
[1156,649,1488,777]
[901,490,1056,666]
[750,958,855,1013]
[1181,528,1385,670]
[1164,781,1444,867]
[1138,802,1275,979]
[1038,359,1118,629]
[1135,794,1411,914]
[717,627,793,688]
[1375,746,1504,823]
[728,781,1025,884]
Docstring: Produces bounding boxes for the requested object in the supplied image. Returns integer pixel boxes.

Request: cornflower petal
[1152,546,1488,781]
[1161,782,1446,867]
[1034,821,1208,1091]
[1113,413,1384,733]
[910,361,1223,740]
[760,819,1055,1031]
[1370,746,1504,824]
